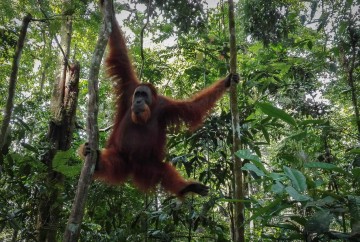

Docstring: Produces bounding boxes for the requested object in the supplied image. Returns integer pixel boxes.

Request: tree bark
[347,41,360,142]
[36,2,80,240]
[37,63,80,242]
[228,0,245,241]
[51,14,73,125]
[0,14,31,162]
[63,1,112,241]
[349,196,360,237]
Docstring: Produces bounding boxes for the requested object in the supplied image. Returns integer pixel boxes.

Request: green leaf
[271,181,285,194]
[260,127,270,143]
[271,62,291,74]
[307,40,313,50]
[242,163,265,177]
[235,149,268,174]
[289,216,307,226]
[218,198,252,203]
[306,196,336,208]
[287,131,307,141]
[257,102,297,127]
[348,196,360,232]
[284,166,307,192]
[285,186,311,202]
[310,1,317,20]
[304,162,337,169]
[345,0,354,8]
[329,62,337,72]
[15,117,31,131]
[247,197,291,222]
[299,119,325,126]
[305,211,332,233]
[269,172,287,181]
[352,168,360,180]
[235,149,260,162]
[266,223,300,231]
[304,162,348,175]
[53,149,82,177]
[348,148,360,155]
[21,143,38,154]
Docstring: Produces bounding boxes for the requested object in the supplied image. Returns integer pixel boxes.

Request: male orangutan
[81,8,238,199]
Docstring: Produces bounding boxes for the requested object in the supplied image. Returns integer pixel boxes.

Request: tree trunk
[347,44,360,142]
[0,14,31,163]
[63,1,112,241]
[37,63,80,242]
[228,0,245,241]
[50,15,73,125]
[348,196,360,237]
[339,24,360,142]
[37,4,80,240]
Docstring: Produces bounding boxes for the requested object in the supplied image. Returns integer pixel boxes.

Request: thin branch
[139,0,152,81]
[99,124,114,132]
[0,14,32,151]
[37,0,71,69]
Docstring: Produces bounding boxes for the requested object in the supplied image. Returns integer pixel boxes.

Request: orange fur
[131,105,151,124]
[91,5,230,198]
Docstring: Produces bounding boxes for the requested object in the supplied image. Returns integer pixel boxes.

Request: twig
[139,0,152,81]
[37,0,71,69]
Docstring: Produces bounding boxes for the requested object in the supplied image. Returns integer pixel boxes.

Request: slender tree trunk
[63,1,112,240]
[347,46,360,142]
[228,0,245,241]
[339,24,360,142]
[39,29,52,97]
[0,14,31,163]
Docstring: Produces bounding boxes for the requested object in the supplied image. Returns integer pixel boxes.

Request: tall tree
[228,0,245,241]
[63,0,112,240]
[0,14,32,163]
[36,1,80,240]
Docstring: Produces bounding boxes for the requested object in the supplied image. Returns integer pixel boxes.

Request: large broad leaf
[235,149,267,174]
[285,186,311,202]
[53,149,82,177]
[348,196,360,234]
[247,197,291,222]
[242,163,265,177]
[271,181,285,194]
[348,148,360,154]
[305,210,332,233]
[269,172,287,181]
[284,166,307,192]
[289,216,307,226]
[257,102,297,127]
[306,196,336,208]
[352,168,360,180]
[235,149,260,162]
